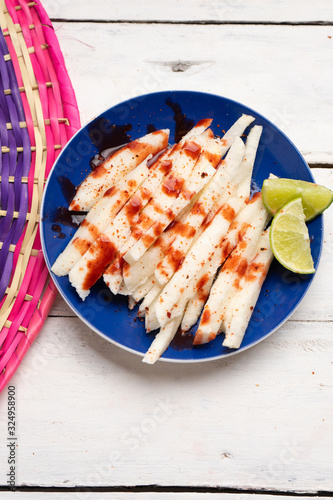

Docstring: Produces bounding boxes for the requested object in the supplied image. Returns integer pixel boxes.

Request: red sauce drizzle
[160,159,173,175]
[221,204,236,223]
[73,238,91,255]
[124,195,142,222]
[91,164,108,179]
[183,141,201,160]
[196,273,209,292]
[152,221,165,238]
[201,308,211,325]
[142,234,155,248]
[81,219,99,240]
[236,257,249,278]
[104,186,117,198]
[82,237,117,290]
[167,248,185,272]
[162,175,184,197]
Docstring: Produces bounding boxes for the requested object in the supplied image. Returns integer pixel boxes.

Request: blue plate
[40,91,322,362]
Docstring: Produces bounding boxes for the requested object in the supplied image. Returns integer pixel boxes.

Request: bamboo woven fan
[0,0,80,392]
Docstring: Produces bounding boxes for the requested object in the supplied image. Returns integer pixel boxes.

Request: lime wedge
[262,178,333,221]
[269,197,315,274]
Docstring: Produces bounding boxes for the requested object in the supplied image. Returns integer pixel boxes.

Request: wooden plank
[1,495,333,500]
[49,168,333,322]
[0,316,332,490]
[0,495,332,500]
[54,22,333,164]
[43,0,333,23]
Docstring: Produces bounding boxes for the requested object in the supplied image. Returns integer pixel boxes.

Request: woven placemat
[0,0,80,392]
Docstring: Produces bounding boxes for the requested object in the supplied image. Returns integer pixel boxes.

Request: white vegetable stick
[153,171,261,326]
[194,198,271,344]
[123,141,218,265]
[222,229,273,349]
[117,281,131,296]
[181,274,214,332]
[101,132,211,293]
[143,315,183,365]
[68,139,195,299]
[69,129,169,212]
[122,235,172,293]
[154,137,246,285]
[179,118,213,142]
[121,132,213,264]
[217,114,255,158]
[131,275,156,303]
[123,117,254,267]
[145,298,160,332]
[122,195,199,293]
[138,282,164,317]
[155,189,249,327]
[51,154,153,276]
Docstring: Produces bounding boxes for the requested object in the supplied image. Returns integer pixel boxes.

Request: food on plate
[52,113,325,364]
[269,197,315,274]
[69,128,170,212]
[262,178,333,221]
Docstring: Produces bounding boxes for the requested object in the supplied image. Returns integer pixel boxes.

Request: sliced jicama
[155,188,249,327]
[138,282,164,317]
[51,154,153,276]
[194,196,271,345]
[122,195,198,293]
[68,137,197,299]
[69,129,169,212]
[222,229,273,349]
[181,274,214,332]
[154,137,246,285]
[123,137,220,265]
[145,297,160,332]
[143,315,183,365]
[131,275,157,303]
[102,134,209,293]
[123,117,254,267]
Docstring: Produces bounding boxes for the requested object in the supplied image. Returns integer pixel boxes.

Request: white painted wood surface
[0,314,333,490]
[54,22,333,164]
[43,0,333,23]
[1,0,333,495]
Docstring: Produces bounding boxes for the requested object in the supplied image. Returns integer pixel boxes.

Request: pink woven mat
[0,0,80,392]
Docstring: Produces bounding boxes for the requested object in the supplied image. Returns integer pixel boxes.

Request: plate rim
[40,89,322,363]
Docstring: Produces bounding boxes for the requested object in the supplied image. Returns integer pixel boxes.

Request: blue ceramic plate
[41,91,322,362]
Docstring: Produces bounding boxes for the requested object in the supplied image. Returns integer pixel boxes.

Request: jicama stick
[51,154,153,276]
[123,136,219,265]
[131,275,157,303]
[154,137,246,285]
[142,315,183,365]
[181,274,214,332]
[155,186,249,327]
[194,196,271,345]
[102,133,210,293]
[222,229,273,349]
[138,282,164,317]
[69,129,169,212]
[122,195,199,293]
[68,133,205,299]
[145,297,160,332]
[123,116,255,267]
[140,128,264,339]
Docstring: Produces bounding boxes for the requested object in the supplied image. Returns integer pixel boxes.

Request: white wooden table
[1,1,333,498]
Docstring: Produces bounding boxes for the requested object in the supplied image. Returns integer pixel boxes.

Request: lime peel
[269,197,315,274]
[262,178,333,222]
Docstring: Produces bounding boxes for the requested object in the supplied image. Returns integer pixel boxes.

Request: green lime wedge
[262,178,333,221]
[269,197,315,274]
